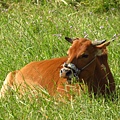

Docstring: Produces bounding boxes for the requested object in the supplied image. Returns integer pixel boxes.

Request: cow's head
[60,37,110,83]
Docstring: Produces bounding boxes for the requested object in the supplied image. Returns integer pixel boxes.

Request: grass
[0,1,120,120]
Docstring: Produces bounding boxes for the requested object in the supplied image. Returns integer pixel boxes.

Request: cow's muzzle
[60,63,80,80]
[60,67,72,78]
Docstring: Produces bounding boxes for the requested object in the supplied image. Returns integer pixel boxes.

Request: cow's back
[15,57,68,95]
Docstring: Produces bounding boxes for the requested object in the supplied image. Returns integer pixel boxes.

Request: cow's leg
[57,80,84,100]
[0,71,17,98]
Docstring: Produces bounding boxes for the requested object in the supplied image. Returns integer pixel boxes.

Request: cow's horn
[65,37,73,43]
[92,39,106,45]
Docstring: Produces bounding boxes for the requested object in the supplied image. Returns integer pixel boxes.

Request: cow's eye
[82,54,88,58]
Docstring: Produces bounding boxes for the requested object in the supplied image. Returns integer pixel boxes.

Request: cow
[0,37,115,99]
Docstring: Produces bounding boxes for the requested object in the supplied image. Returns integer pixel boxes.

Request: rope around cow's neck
[80,57,96,71]
[62,57,96,80]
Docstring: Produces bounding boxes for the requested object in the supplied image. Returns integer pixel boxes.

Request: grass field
[0,1,120,120]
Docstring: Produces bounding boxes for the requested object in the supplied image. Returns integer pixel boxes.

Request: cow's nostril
[66,70,72,76]
[60,69,63,74]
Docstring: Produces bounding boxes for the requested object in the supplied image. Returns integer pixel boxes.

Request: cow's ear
[95,41,110,56]
[65,37,73,43]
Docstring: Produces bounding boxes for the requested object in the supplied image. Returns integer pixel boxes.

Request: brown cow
[0,37,115,98]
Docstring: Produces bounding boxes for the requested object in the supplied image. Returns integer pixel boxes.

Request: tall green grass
[0,1,120,120]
